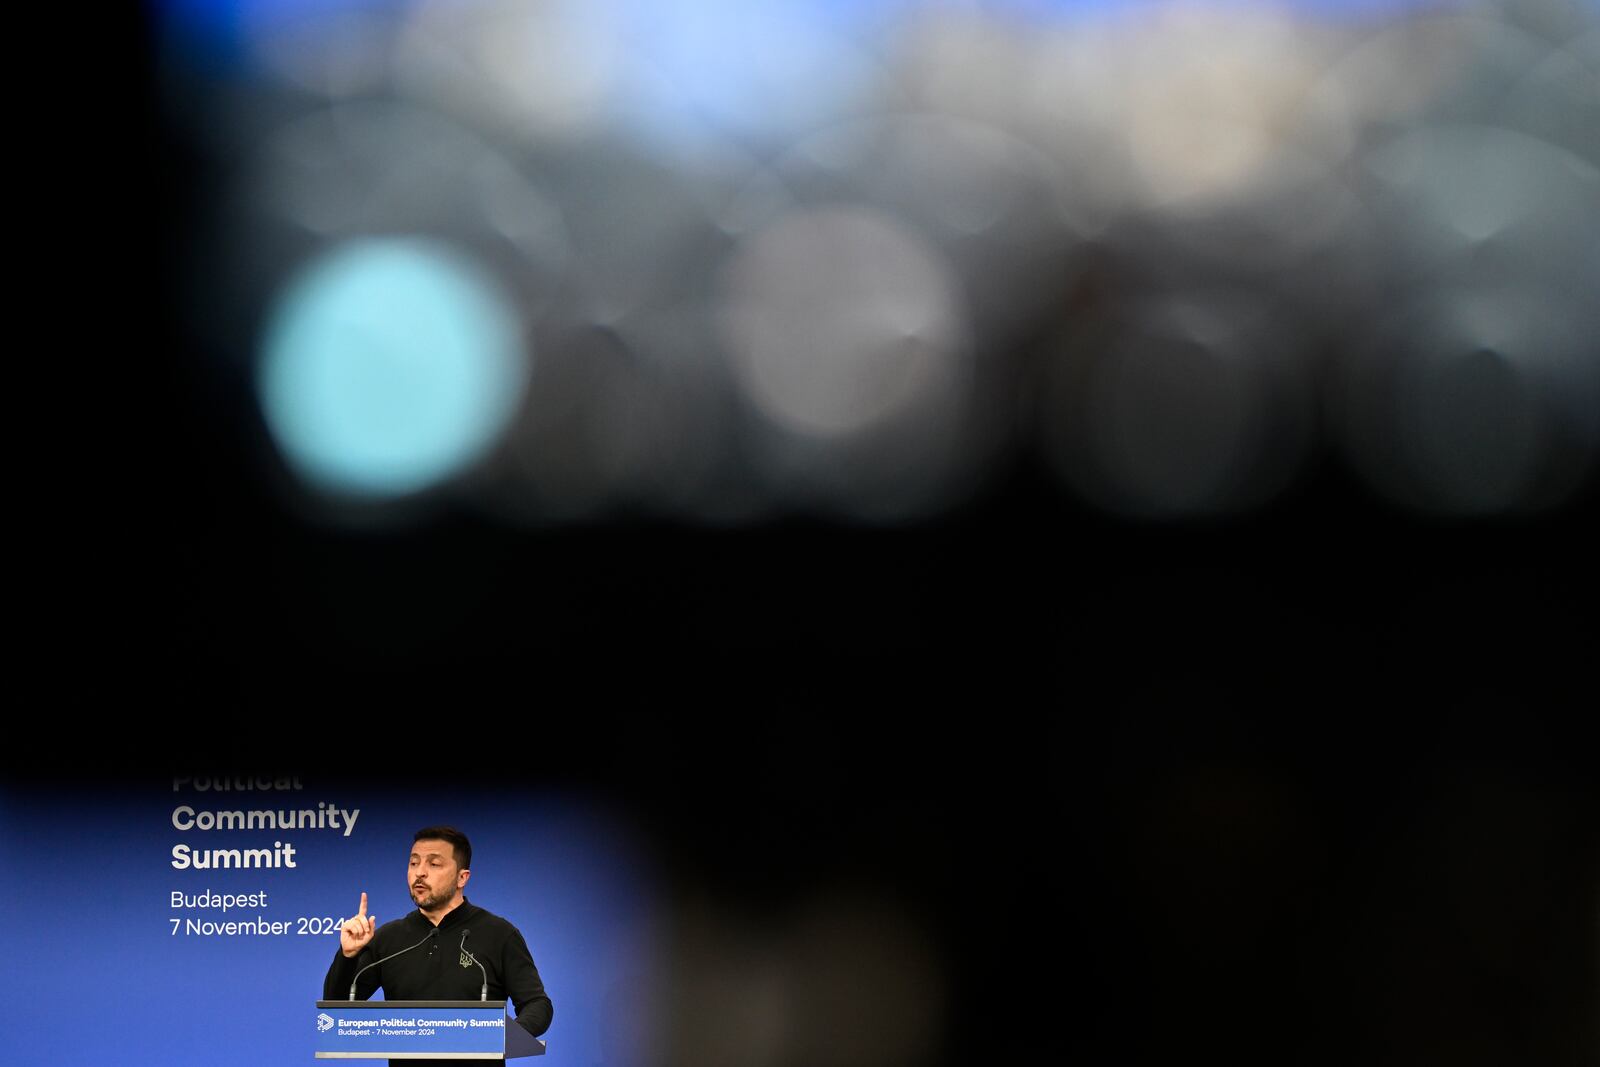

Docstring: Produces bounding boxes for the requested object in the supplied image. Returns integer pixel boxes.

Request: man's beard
[413,881,458,911]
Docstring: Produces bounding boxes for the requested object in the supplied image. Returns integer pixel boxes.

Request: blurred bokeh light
[157,0,1599,523]
[257,236,527,498]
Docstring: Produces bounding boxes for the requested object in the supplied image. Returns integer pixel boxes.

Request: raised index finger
[357,891,368,919]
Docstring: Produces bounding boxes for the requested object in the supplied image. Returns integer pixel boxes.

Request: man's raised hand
[340,892,376,958]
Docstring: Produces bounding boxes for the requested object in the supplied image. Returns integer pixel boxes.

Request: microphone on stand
[348,928,439,1000]
[460,929,489,1001]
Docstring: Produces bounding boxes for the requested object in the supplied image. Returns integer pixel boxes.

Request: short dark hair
[413,825,472,871]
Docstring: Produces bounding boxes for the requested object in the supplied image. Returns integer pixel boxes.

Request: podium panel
[314,1000,546,1060]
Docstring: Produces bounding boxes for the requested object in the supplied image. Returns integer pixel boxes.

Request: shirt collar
[413,896,476,930]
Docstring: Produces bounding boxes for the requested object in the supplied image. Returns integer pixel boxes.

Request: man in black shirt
[324,825,553,1061]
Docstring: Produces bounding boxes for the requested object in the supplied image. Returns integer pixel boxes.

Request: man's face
[409,839,466,911]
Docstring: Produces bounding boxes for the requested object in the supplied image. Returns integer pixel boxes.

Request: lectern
[314,1000,548,1060]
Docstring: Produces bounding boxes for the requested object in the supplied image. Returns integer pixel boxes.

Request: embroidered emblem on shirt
[460,951,473,968]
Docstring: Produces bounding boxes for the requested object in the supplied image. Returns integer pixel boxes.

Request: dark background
[16,6,1597,1065]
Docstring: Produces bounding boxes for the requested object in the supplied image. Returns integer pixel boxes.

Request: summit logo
[317,1013,334,1033]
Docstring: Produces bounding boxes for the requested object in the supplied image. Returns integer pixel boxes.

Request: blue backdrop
[1,776,656,1066]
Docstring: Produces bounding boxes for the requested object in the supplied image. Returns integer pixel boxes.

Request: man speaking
[324,825,553,1062]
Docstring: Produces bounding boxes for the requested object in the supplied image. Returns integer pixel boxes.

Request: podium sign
[314,1000,545,1060]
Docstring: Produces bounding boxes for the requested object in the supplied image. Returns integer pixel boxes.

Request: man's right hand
[341,892,376,958]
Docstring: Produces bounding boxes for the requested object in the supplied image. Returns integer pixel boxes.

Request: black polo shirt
[324,896,553,1042]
